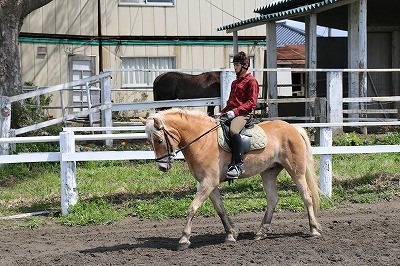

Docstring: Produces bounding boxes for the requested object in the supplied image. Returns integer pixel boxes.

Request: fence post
[60,131,78,215]
[327,71,343,134]
[314,97,327,146]
[101,74,113,147]
[220,70,235,110]
[0,96,11,156]
[319,127,332,197]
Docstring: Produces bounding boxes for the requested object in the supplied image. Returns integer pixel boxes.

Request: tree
[0,0,54,128]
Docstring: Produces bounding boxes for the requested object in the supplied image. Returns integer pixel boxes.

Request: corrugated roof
[277,45,306,65]
[219,0,400,33]
[254,0,334,15]
[276,22,306,46]
[217,0,339,32]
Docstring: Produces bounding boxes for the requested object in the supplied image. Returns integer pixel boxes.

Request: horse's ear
[139,117,147,125]
[153,117,164,130]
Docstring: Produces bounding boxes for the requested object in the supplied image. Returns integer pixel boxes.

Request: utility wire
[203,0,241,21]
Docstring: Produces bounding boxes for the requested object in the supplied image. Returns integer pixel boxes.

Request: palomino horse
[142,109,321,251]
[153,71,221,115]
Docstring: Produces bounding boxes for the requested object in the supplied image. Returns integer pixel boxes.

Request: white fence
[2,121,400,215]
[2,68,400,214]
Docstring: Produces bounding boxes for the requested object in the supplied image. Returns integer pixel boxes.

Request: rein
[155,122,222,163]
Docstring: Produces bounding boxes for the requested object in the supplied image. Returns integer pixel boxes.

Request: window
[121,57,175,89]
[119,0,174,6]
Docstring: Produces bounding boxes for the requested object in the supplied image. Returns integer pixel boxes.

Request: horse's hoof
[310,229,321,237]
[225,235,236,245]
[254,234,265,241]
[177,241,191,251]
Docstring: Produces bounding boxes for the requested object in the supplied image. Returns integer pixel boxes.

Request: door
[68,56,99,122]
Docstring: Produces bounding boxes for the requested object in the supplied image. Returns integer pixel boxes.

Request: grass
[0,132,399,227]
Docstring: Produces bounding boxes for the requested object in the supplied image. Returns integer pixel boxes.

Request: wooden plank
[176,0,189,36]
[189,0,201,36]
[68,0,81,34]
[8,72,110,103]
[327,71,343,125]
[154,5,165,36]
[343,109,397,114]
[80,0,95,35]
[142,7,155,35]
[43,1,56,33]
[343,96,400,102]
[266,21,278,117]
[118,4,131,35]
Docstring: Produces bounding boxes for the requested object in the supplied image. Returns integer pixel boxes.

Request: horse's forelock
[145,113,165,142]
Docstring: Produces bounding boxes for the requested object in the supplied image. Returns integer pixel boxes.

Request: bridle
[154,123,222,164]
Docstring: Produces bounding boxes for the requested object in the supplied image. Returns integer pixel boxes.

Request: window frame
[121,56,176,90]
[118,0,175,7]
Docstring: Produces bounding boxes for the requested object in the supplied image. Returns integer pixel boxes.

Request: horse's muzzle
[157,161,173,172]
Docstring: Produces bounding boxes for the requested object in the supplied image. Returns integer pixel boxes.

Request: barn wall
[21,0,267,37]
[19,42,265,117]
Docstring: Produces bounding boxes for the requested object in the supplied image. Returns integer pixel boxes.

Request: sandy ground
[0,199,399,266]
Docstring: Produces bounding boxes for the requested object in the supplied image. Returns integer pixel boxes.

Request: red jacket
[221,73,259,116]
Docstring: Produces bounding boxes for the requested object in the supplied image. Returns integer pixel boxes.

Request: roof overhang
[218,0,355,33]
[219,0,400,34]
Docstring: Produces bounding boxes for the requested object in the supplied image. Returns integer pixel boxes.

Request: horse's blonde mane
[161,108,216,122]
[144,108,215,143]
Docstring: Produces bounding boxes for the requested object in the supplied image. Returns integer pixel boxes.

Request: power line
[203,0,241,21]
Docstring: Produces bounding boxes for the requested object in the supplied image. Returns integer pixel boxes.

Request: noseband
[154,128,178,164]
[154,123,221,164]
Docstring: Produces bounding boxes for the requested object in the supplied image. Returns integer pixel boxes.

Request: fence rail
[2,68,400,215]
[2,121,400,215]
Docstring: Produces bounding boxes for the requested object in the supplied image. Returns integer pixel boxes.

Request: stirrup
[226,164,244,178]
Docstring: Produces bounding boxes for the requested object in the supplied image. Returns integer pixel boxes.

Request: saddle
[217,117,267,153]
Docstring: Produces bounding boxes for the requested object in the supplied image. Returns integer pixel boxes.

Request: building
[19,0,271,117]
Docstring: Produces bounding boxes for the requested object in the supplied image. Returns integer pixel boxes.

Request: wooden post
[348,0,367,134]
[220,70,235,110]
[314,97,327,145]
[233,31,238,55]
[327,71,343,134]
[266,21,278,118]
[305,13,317,121]
[85,82,94,127]
[0,96,11,156]
[101,74,113,147]
[60,131,78,215]
[320,127,332,197]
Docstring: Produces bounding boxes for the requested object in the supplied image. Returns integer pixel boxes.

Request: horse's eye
[157,139,163,144]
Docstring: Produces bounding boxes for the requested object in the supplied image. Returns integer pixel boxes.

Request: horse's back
[153,71,221,100]
[258,120,307,148]
[153,72,185,100]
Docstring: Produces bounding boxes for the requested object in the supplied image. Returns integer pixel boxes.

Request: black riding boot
[227,134,245,178]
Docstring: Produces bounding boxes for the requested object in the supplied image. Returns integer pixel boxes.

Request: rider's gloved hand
[226,110,235,119]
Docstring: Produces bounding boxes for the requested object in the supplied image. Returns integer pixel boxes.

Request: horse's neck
[167,114,215,147]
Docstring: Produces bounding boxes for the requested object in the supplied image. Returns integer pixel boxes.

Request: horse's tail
[296,126,320,214]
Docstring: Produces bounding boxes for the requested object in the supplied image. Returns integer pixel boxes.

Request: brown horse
[153,71,221,115]
[142,109,321,251]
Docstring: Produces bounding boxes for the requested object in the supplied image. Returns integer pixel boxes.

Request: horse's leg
[208,187,238,244]
[178,182,216,251]
[255,166,283,240]
[292,175,321,236]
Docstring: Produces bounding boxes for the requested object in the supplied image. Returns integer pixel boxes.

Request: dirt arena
[0,199,399,266]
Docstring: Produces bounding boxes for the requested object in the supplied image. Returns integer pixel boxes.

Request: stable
[218,0,400,123]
